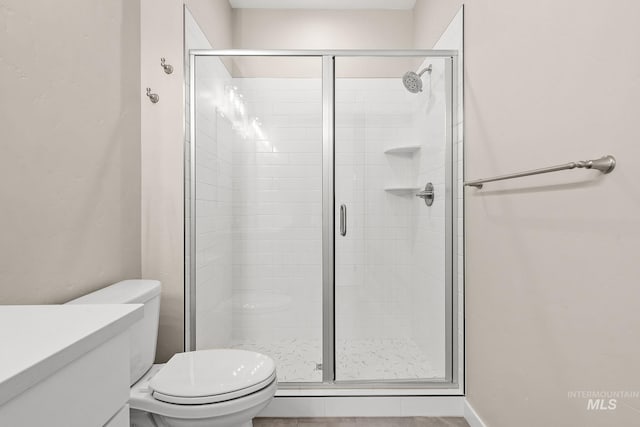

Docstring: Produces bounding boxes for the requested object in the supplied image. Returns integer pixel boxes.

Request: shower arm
[418,65,433,76]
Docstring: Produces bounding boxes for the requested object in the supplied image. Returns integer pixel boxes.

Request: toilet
[67,280,277,427]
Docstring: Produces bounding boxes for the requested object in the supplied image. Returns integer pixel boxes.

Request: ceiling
[228,0,416,10]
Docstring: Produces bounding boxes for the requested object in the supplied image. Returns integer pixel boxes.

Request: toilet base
[131,408,254,427]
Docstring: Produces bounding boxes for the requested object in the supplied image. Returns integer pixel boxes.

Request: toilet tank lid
[67,280,161,305]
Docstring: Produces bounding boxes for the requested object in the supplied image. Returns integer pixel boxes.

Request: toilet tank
[66,280,161,385]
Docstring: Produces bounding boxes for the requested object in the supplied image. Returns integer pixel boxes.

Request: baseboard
[464,399,487,427]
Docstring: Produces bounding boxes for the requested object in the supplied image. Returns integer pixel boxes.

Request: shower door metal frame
[186,49,461,393]
[321,55,335,383]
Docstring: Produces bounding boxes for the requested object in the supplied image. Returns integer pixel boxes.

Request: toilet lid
[149,349,276,405]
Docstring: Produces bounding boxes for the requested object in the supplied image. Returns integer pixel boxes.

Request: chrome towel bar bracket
[464,155,616,189]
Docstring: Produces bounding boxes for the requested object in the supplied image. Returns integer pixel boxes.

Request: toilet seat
[153,371,277,404]
[149,349,276,405]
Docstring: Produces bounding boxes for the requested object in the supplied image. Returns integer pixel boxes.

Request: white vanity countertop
[0,304,143,406]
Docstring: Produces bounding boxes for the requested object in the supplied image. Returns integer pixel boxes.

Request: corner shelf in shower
[383,145,421,155]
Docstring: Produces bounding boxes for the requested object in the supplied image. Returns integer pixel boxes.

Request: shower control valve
[416,182,435,206]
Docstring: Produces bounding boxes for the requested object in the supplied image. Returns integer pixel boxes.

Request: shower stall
[185,49,462,392]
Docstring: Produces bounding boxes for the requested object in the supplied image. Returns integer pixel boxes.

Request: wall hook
[146,88,159,104]
[161,57,174,74]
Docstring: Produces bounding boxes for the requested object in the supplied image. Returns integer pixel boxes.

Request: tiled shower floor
[231,338,439,382]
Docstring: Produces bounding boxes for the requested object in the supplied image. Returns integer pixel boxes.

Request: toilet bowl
[130,350,277,427]
[67,280,277,427]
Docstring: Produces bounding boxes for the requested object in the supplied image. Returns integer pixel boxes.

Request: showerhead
[402,71,423,93]
[402,65,432,93]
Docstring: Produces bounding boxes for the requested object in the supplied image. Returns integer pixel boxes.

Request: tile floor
[254,417,470,427]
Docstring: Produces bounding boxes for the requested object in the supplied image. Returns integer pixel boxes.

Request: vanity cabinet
[0,305,142,426]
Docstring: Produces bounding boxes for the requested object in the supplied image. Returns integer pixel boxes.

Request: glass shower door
[334,56,453,381]
[188,50,461,388]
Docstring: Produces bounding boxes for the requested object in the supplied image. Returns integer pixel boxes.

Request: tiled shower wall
[335,79,421,344]
[194,81,234,350]
[230,78,324,344]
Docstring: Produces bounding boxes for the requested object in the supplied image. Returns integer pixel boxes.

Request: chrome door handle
[339,204,347,236]
[416,182,435,206]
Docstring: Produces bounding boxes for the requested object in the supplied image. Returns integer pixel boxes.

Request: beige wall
[415,1,640,426]
[0,1,141,303]
[141,0,233,362]
[413,1,461,51]
[232,8,416,77]
[233,8,413,49]
[186,0,233,50]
